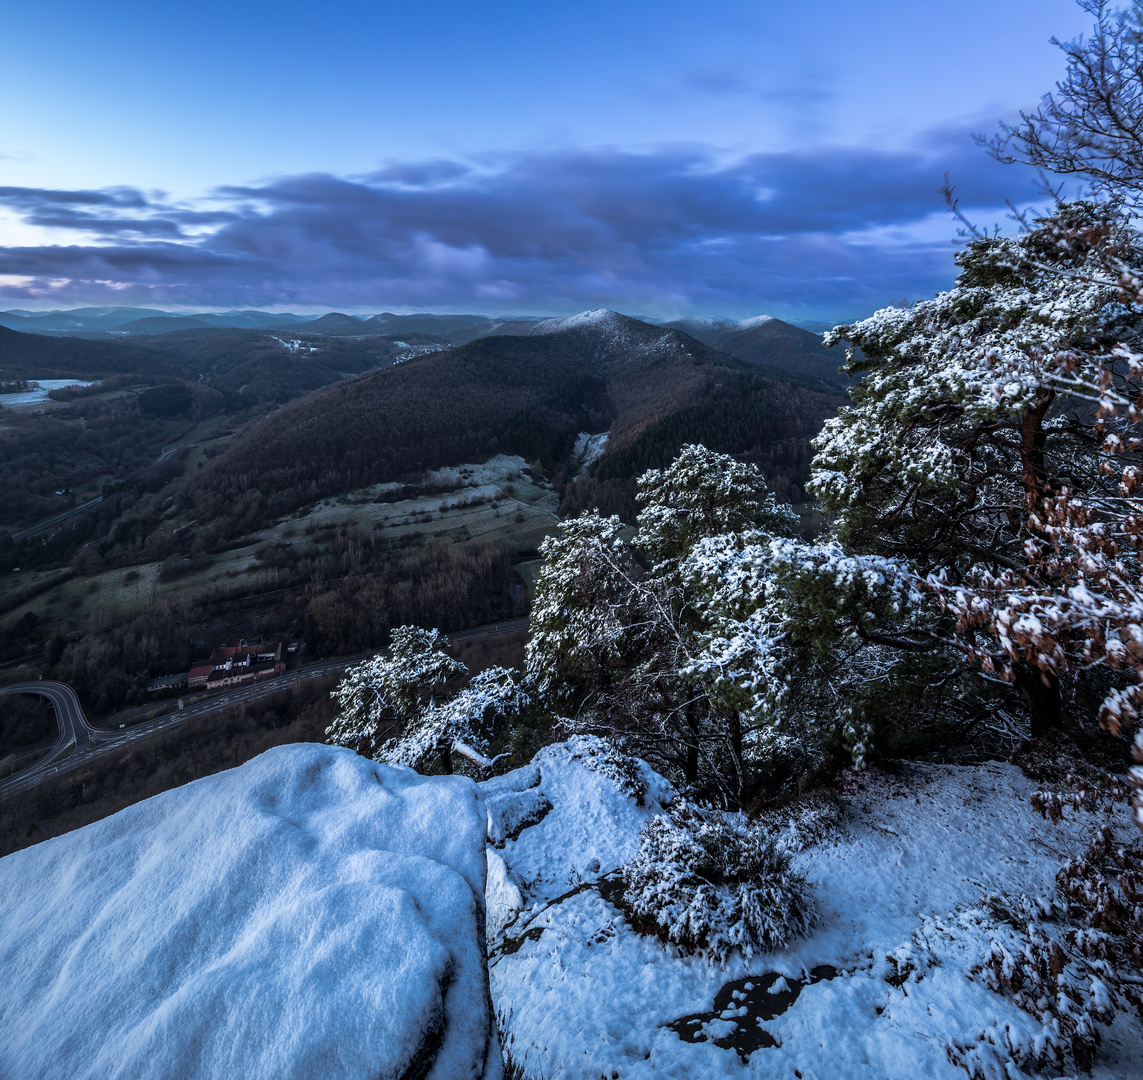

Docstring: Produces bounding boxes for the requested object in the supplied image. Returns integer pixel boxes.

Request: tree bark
[1019,394,1053,510]
[683,701,700,785]
[728,712,745,807]
[1013,662,1063,737]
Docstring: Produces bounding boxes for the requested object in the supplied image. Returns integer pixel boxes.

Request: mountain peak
[529,309,626,334]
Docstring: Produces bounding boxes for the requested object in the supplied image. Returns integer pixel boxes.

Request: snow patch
[571,430,609,474]
[528,308,622,334]
[270,336,318,354]
[737,315,774,329]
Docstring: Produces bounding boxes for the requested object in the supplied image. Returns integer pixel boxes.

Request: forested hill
[662,316,850,390]
[0,325,187,380]
[177,311,844,537]
[129,327,411,404]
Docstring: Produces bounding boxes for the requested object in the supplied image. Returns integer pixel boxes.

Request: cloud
[0,131,1042,320]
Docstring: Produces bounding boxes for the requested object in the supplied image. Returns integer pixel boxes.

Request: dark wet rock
[667,966,840,1058]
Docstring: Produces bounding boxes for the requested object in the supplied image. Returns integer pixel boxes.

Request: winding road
[0,617,529,802]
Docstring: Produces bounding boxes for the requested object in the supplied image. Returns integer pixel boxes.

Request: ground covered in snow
[4,735,1138,1080]
[0,744,501,1080]
[483,745,1142,1079]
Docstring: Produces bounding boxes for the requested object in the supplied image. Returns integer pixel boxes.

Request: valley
[0,307,845,841]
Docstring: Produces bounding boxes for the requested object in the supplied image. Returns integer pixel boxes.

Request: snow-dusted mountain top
[533,310,781,335]
[522,309,684,362]
[527,308,629,334]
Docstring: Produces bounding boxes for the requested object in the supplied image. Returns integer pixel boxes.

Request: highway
[0,617,529,802]
[155,433,235,464]
[11,495,104,541]
[0,681,101,797]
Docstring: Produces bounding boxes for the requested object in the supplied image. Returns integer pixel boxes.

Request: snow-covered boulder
[0,744,502,1080]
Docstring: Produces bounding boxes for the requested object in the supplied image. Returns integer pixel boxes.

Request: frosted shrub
[952,784,1143,1078]
[621,802,815,963]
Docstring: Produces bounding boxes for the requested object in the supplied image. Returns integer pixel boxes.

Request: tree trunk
[683,702,700,785]
[437,743,454,774]
[728,712,745,807]
[1019,394,1053,510]
[1013,663,1063,738]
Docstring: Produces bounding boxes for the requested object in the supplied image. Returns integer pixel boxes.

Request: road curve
[0,617,530,802]
[0,681,102,795]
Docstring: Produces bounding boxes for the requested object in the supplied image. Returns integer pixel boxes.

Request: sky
[0,0,1096,323]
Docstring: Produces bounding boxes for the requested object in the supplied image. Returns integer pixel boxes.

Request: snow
[571,430,609,474]
[487,751,1141,1079]
[483,739,673,895]
[737,315,774,328]
[270,336,317,354]
[528,308,622,334]
[0,744,502,1080]
[0,379,96,408]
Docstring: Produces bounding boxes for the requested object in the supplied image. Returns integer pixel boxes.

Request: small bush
[621,802,815,963]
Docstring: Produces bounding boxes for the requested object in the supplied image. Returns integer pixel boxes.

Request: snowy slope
[0,744,502,1080]
[485,750,1141,1079]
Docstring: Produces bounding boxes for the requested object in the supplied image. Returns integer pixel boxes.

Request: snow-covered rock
[571,430,609,474]
[0,744,502,1080]
[487,751,1142,1079]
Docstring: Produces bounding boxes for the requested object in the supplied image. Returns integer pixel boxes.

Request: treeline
[303,530,529,657]
[0,383,222,534]
[592,374,837,501]
[51,606,202,715]
[0,693,56,749]
[560,374,838,523]
[147,328,402,405]
[6,523,528,715]
[165,329,839,553]
[0,325,187,380]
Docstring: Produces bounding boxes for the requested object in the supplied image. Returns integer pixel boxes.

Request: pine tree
[382,665,529,774]
[635,443,799,572]
[815,202,1143,734]
[525,445,923,802]
[328,626,528,774]
[326,626,466,765]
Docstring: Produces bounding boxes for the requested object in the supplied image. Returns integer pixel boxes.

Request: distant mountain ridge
[0,308,315,334]
[661,314,849,390]
[175,308,845,539]
[0,305,844,347]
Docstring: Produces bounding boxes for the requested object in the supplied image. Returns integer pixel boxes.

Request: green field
[1,454,560,631]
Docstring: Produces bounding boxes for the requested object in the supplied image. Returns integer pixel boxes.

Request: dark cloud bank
[0,132,1038,322]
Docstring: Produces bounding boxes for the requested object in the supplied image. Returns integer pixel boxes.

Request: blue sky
[0,0,1094,322]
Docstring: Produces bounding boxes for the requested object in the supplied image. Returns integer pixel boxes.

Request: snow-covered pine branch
[382,666,529,775]
[815,202,1143,737]
[635,442,799,572]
